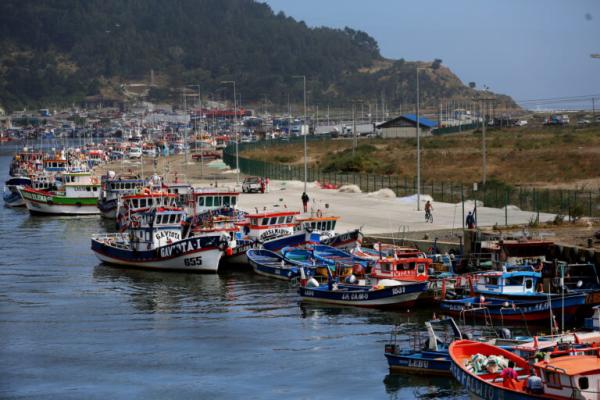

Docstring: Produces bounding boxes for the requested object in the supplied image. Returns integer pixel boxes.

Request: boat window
[206,196,213,207]
[169,214,176,223]
[93,186,97,191]
[197,196,205,206]
[86,186,91,192]
[214,196,222,206]
[140,199,147,208]
[505,277,524,286]
[132,199,139,208]
[545,371,561,388]
[223,196,229,206]
[579,377,589,390]
[485,276,499,285]
[525,279,533,289]
[325,221,331,230]
[156,215,161,224]
[277,216,285,224]
[381,263,391,273]
[175,214,181,223]
[145,231,150,241]
[311,222,316,229]
[331,221,336,230]
[148,198,153,206]
[231,196,237,205]
[286,216,293,223]
[270,217,277,225]
[262,218,269,225]
[417,264,425,274]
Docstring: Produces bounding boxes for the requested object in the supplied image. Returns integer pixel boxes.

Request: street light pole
[221,80,239,184]
[416,67,423,211]
[293,75,308,193]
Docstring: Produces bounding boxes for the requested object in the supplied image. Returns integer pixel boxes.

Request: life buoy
[91,177,99,184]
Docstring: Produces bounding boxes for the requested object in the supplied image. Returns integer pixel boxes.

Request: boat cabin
[533,355,600,399]
[128,209,187,251]
[43,159,68,172]
[61,172,95,185]
[191,190,239,213]
[105,179,146,193]
[473,268,541,297]
[295,215,338,238]
[121,192,179,213]
[370,257,431,282]
[240,210,299,241]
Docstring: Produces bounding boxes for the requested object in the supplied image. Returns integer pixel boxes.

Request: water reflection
[383,374,463,399]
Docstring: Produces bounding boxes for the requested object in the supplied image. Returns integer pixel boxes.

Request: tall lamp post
[188,84,203,175]
[293,75,308,193]
[415,66,431,211]
[221,80,239,184]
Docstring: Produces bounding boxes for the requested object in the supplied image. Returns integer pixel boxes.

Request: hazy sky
[264,0,600,103]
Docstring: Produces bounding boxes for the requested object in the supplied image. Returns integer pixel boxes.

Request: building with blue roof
[376,113,438,138]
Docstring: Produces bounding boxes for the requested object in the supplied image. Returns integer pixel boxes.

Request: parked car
[577,119,591,125]
[242,176,264,193]
[514,120,528,127]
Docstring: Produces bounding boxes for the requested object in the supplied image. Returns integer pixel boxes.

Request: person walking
[301,192,309,213]
[466,211,475,229]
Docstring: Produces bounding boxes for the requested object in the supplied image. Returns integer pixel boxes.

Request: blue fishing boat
[247,249,314,280]
[439,293,587,322]
[312,245,372,268]
[298,271,427,308]
[385,318,463,375]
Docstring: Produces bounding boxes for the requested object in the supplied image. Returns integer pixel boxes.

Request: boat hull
[3,190,24,207]
[386,351,451,376]
[299,281,427,308]
[20,188,100,215]
[97,198,118,219]
[91,236,224,272]
[439,294,587,322]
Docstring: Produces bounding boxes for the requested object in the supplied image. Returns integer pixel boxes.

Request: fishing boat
[116,191,179,228]
[97,176,146,219]
[312,245,372,269]
[247,249,314,280]
[449,339,600,400]
[19,172,101,215]
[298,276,428,308]
[91,207,230,272]
[385,318,463,375]
[3,176,31,207]
[439,293,587,322]
[368,253,431,282]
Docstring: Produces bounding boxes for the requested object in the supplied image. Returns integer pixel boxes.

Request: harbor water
[0,151,466,399]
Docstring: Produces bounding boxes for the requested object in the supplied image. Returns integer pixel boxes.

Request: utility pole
[293,75,308,193]
[352,103,357,155]
[477,96,496,185]
[221,80,238,184]
[416,66,431,211]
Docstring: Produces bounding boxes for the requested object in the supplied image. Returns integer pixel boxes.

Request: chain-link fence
[224,140,600,219]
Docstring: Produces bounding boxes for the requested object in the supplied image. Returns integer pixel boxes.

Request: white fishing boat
[91,206,231,272]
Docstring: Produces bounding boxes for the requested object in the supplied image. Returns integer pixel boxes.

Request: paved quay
[205,178,554,235]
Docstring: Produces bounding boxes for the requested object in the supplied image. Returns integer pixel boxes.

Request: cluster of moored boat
[7,146,600,398]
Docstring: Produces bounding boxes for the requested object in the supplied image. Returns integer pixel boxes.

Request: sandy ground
[98,155,555,235]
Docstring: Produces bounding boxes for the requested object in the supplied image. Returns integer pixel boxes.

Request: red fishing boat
[449,339,600,399]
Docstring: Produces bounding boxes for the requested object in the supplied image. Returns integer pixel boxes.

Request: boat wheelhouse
[190,189,239,214]
[43,158,68,172]
[370,257,431,282]
[295,215,339,240]
[239,210,299,242]
[97,178,146,219]
[117,192,179,228]
[472,267,542,299]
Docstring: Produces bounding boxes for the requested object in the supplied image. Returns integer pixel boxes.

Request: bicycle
[425,210,433,223]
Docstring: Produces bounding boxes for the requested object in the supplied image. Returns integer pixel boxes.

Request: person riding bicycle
[424,200,433,222]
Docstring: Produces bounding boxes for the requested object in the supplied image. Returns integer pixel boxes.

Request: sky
[264,0,600,104]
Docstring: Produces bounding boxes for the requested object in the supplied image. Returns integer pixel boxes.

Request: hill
[0,0,516,111]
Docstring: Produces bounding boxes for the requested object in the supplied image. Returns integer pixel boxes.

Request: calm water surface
[0,150,466,399]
